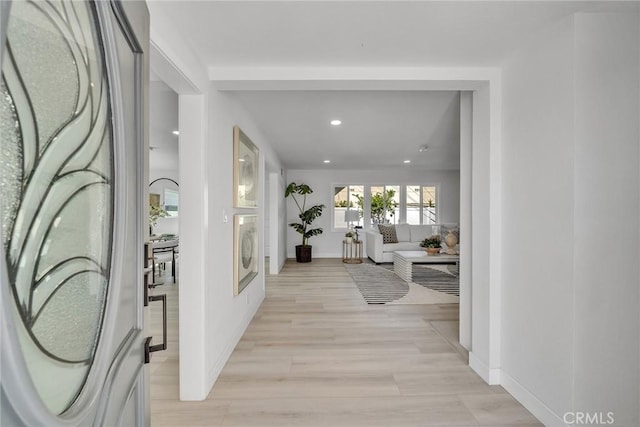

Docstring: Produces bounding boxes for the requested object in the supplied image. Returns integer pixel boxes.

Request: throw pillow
[378,224,398,244]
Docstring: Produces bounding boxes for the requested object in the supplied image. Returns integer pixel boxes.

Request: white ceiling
[147,1,636,171]
[232,90,461,170]
[149,1,627,68]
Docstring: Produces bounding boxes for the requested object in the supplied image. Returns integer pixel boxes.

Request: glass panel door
[0,3,154,424]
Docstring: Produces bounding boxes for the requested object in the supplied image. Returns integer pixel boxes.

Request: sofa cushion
[383,242,422,252]
[378,224,398,243]
[410,225,433,242]
[395,223,411,242]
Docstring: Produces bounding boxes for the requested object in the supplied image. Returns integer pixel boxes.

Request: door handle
[144,293,167,364]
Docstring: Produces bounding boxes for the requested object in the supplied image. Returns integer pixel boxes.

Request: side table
[342,240,363,264]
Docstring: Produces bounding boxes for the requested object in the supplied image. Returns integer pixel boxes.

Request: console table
[393,250,459,282]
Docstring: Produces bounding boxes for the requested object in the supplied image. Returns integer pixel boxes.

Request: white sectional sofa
[365,223,455,264]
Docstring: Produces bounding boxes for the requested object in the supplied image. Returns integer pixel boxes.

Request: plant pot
[345,237,353,243]
[425,247,441,256]
[295,245,313,263]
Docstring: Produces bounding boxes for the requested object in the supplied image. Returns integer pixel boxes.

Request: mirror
[149,178,179,214]
[149,178,179,236]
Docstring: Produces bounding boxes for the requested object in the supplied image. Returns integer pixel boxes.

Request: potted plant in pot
[420,235,442,256]
[344,231,355,243]
[285,182,325,263]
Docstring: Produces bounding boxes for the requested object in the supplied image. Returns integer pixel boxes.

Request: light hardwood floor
[150,258,542,426]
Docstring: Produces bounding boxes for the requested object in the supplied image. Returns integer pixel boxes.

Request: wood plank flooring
[150,258,542,426]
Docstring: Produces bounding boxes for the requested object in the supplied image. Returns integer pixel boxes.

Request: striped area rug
[411,264,460,296]
[343,263,409,304]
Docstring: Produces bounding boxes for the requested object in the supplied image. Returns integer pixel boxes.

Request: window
[333,185,363,229]
[332,183,438,230]
[422,186,437,224]
[406,185,437,224]
[369,185,400,225]
[164,189,179,217]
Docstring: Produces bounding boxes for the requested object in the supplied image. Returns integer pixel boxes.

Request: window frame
[368,184,401,226]
[331,184,364,232]
[331,183,440,231]
[405,184,440,225]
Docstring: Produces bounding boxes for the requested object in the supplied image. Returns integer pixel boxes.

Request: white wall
[149,82,180,237]
[468,83,496,382]
[149,83,179,171]
[501,16,576,421]
[204,88,285,394]
[178,93,208,400]
[149,10,287,396]
[501,12,639,426]
[459,92,472,351]
[268,170,287,274]
[572,13,639,425]
[285,169,460,258]
[264,173,270,255]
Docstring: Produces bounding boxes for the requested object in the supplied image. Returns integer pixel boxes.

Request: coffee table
[393,251,459,282]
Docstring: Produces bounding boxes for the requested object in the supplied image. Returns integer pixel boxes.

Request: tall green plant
[285,182,325,246]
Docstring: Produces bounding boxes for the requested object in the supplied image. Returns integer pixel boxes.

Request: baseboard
[500,370,566,427]
[205,292,266,395]
[468,352,501,384]
[468,355,566,426]
[285,253,343,259]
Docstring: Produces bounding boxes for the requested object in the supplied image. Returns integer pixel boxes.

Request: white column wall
[468,84,496,382]
[501,16,577,423]
[178,94,208,400]
[501,12,640,426]
[573,13,640,426]
[204,89,285,395]
[459,92,472,351]
[269,171,287,274]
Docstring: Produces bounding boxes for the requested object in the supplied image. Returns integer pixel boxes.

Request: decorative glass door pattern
[1,0,113,414]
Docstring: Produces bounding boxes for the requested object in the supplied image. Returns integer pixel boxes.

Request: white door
[1,1,149,425]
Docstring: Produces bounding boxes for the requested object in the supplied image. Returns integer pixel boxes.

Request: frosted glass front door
[1,0,114,414]
[1,2,148,424]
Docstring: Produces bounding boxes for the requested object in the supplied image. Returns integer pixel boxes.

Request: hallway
[150,259,541,426]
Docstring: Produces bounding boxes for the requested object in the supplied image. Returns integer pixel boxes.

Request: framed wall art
[234,214,258,295]
[233,126,259,208]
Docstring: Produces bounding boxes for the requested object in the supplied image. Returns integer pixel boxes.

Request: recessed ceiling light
[323,160,331,164]
[172,130,179,135]
[403,160,411,164]
[330,120,342,126]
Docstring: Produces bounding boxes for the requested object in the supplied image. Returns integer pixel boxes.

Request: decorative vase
[425,247,440,256]
[345,237,353,243]
[444,231,458,255]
